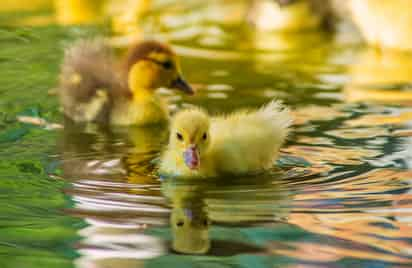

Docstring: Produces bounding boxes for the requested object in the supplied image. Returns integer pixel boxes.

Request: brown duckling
[58,39,193,126]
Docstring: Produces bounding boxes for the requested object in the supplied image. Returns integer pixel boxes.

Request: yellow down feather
[159,101,292,178]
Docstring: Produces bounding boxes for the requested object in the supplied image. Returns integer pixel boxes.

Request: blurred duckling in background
[55,0,151,37]
[0,0,51,12]
[106,0,152,36]
[58,39,193,126]
[248,0,334,32]
[54,0,103,25]
[159,101,292,178]
[348,0,412,51]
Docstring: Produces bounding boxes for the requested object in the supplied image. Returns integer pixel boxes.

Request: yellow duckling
[159,101,292,178]
[54,0,151,37]
[248,0,333,32]
[54,0,103,25]
[348,0,412,51]
[0,0,51,12]
[58,39,193,126]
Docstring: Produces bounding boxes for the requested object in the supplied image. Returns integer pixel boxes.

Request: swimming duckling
[159,101,292,178]
[58,39,193,126]
[248,0,334,32]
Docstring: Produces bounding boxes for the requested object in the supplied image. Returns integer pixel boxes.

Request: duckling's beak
[171,76,194,95]
[183,145,200,170]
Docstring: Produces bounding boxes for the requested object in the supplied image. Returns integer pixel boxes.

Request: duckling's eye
[202,132,207,140]
[176,221,184,227]
[203,219,208,226]
[176,132,184,141]
[162,61,173,70]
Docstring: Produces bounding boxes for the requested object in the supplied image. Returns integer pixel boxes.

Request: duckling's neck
[127,62,161,99]
[131,86,156,101]
[110,83,168,125]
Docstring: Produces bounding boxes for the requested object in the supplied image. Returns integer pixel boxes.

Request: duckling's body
[348,0,412,51]
[159,101,292,178]
[58,39,192,126]
[109,90,168,125]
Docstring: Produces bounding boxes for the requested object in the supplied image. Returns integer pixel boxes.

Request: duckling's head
[124,40,193,94]
[170,108,210,170]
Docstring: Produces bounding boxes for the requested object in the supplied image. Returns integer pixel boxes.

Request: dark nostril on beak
[171,76,194,95]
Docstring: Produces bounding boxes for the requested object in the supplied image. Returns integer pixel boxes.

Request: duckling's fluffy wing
[58,39,124,122]
[210,101,292,174]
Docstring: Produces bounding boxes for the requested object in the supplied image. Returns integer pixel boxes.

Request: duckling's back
[209,101,292,174]
[58,39,125,122]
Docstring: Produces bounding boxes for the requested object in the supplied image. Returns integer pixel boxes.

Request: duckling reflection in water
[159,101,292,179]
[168,189,210,254]
[61,125,169,268]
[161,173,292,255]
[60,121,167,183]
[161,180,212,255]
[58,39,193,126]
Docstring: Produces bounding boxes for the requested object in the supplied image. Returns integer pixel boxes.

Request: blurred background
[1,1,412,267]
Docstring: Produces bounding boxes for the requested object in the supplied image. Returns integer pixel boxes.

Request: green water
[1,3,412,268]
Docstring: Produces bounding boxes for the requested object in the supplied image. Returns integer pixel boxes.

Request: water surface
[1,2,412,267]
